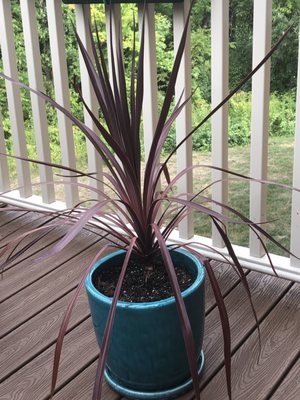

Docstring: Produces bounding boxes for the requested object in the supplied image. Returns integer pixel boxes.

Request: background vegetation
[0,0,299,254]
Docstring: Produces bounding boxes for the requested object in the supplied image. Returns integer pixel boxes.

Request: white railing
[0,0,299,281]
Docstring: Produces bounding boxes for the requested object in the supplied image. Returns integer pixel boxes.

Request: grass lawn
[190,135,294,256]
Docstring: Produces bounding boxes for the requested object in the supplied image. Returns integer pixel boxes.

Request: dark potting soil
[93,260,194,303]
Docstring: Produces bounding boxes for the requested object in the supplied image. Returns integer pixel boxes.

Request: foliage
[163,90,296,153]
[155,13,174,91]
[1,1,298,129]
[229,0,299,92]
[269,90,296,136]
[191,26,211,101]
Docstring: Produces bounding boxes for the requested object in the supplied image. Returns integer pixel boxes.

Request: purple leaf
[92,237,136,400]
[152,224,201,400]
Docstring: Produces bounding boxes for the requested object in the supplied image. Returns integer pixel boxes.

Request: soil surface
[93,260,194,302]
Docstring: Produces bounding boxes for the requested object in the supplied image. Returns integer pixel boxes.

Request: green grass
[192,136,294,256]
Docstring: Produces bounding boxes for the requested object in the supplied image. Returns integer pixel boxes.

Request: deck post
[0,112,10,192]
[0,0,32,198]
[173,0,193,240]
[211,0,229,248]
[105,4,122,88]
[20,0,55,204]
[75,4,103,198]
[138,4,158,162]
[290,22,300,267]
[249,0,272,257]
[46,0,79,208]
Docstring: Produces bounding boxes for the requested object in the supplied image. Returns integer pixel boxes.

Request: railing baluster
[173,0,193,240]
[0,112,10,192]
[75,4,103,198]
[290,23,300,267]
[46,0,79,208]
[211,0,229,248]
[249,0,272,257]
[138,4,158,162]
[0,0,32,198]
[20,0,55,204]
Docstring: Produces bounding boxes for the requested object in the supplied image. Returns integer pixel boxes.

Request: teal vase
[85,248,205,399]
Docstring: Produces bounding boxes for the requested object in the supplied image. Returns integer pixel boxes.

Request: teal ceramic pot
[85,248,205,399]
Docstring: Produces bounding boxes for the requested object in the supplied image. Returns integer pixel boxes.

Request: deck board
[200,271,292,386]
[0,209,27,228]
[271,359,300,400]
[0,225,98,303]
[0,207,299,400]
[52,361,121,400]
[204,261,248,312]
[0,235,101,338]
[0,319,98,400]
[0,211,49,244]
[201,282,300,400]
[0,290,89,382]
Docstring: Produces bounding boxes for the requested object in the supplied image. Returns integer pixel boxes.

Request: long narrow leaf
[211,218,261,355]
[92,237,136,400]
[152,224,201,400]
[50,245,110,398]
[196,253,232,399]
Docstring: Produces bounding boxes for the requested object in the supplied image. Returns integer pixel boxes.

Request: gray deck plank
[271,358,300,400]
[176,272,292,400]
[201,282,300,400]
[204,261,248,312]
[201,271,292,387]
[0,224,100,303]
[53,361,121,400]
[0,211,48,248]
[0,208,27,228]
[0,290,89,382]
[0,318,98,400]
[0,236,101,338]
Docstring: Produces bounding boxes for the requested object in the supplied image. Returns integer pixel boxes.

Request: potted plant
[0,4,297,400]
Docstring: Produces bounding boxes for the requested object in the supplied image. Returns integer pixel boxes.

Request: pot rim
[85,247,205,309]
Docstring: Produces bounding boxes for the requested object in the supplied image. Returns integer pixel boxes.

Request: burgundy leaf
[50,245,110,398]
[152,224,201,400]
[92,237,136,400]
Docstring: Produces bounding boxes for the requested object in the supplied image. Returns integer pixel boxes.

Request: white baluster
[250,0,272,257]
[0,0,32,198]
[75,4,103,198]
[0,112,10,192]
[290,22,300,267]
[211,0,229,248]
[138,4,158,162]
[173,0,193,240]
[46,0,79,208]
[20,0,55,204]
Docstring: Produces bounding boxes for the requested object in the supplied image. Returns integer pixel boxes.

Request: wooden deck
[0,205,299,400]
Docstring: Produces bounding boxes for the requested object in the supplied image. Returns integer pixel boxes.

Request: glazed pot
[85,248,205,399]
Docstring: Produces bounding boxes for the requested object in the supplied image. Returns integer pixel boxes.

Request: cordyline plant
[0,4,298,400]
